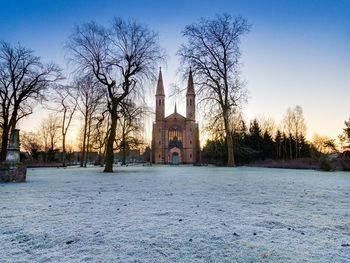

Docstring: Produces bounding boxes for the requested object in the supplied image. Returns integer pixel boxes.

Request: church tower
[186,68,196,121]
[152,67,200,165]
[155,68,165,121]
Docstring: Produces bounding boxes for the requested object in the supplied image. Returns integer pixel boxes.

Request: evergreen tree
[340,118,350,151]
[275,130,282,160]
[262,131,275,159]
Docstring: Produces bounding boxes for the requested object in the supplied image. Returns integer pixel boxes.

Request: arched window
[190,99,192,105]
[190,140,192,144]
[190,154,192,159]
[159,99,161,106]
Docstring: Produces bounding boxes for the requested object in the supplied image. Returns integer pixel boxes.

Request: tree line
[202,108,350,168]
[202,106,311,165]
[0,17,163,172]
[1,14,349,170]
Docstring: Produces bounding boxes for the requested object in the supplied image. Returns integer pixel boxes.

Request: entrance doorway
[171,152,179,165]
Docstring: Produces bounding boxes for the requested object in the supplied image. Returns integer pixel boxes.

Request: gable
[165,112,186,121]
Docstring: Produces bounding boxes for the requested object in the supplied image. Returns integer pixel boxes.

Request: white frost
[0,166,349,262]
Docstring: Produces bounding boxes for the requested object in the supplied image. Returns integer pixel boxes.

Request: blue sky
[1,0,349,140]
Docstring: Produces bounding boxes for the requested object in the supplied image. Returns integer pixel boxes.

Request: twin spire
[156,67,165,95]
[156,67,194,116]
[155,67,194,96]
[186,67,195,95]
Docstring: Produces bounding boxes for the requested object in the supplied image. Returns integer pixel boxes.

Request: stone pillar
[1,129,26,182]
[6,129,20,165]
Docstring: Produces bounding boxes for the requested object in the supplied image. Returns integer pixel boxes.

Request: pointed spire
[174,103,177,113]
[186,67,195,95]
[156,67,164,95]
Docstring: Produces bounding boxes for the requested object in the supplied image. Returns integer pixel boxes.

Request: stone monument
[0,129,26,182]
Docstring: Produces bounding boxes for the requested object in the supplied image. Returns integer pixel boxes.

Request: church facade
[152,69,200,164]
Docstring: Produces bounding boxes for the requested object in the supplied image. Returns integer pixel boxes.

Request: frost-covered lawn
[1,166,349,262]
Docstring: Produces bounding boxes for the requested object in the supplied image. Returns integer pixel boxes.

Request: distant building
[152,68,200,164]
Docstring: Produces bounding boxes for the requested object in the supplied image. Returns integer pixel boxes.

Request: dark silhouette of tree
[21,131,42,161]
[178,14,250,166]
[116,100,147,165]
[202,113,312,165]
[283,106,306,159]
[67,18,164,172]
[246,119,263,155]
[75,74,105,167]
[340,117,350,151]
[275,130,283,160]
[262,130,274,160]
[50,85,78,166]
[0,41,61,161]
[39,114,60,162]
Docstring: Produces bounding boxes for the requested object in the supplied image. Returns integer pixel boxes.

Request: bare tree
[283,106,307,159]
[0,41,61,161]
[91,112,110,166]
[67,18,164,172]
[283,108,294,159]
[339,117,350,151]
[293,106,306,158]
[312,133,337,154]
[116,100,147,165]
[50,85,78,166]
[21,131,42,160]
[178,14,250,166]
[74,74,104,167]
[258,116,276,137]
[39,114,60,162]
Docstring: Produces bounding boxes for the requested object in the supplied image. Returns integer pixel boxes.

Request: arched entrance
[171,152,179,165]
[168,147,182,164]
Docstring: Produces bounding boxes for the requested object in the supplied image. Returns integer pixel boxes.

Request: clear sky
[1,0,349,142]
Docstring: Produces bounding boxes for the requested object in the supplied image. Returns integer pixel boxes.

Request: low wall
[0,163,27,183]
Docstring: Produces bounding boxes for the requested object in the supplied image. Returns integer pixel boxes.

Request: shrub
[319,158,332,171]
[340,159,350,171]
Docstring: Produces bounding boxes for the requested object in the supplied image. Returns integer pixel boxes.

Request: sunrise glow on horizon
[1,0,349,144]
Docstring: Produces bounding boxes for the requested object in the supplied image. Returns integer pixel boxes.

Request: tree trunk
[104,113,117,173]
[85,115,92,167]
[223,111,235,166]
[80,115,88,167]
[0,127,9,161]
[121,140,126,166]
[284,139,287,160]
[62,135,66,167]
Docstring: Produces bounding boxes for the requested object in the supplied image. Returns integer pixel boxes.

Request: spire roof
[186,67,195,95]
[174,103,177,113]
[156,67,164,95]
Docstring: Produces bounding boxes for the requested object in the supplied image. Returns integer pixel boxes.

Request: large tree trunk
[223,111,235,167]
[226,132,235,166]
[104,113,117,173]
[0,127,9,161]
[80,114,88,167]
[121,140,126,166]
[62,135,66,167]
[85,116,92,167]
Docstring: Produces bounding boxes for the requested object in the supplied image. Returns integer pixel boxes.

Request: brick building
[152,68,200,164]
